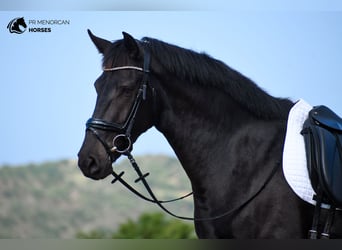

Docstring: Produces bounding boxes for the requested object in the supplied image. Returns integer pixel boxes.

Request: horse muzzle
[77,132,118,180]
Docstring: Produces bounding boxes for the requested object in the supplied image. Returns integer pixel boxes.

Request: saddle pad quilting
[282,99,316,205]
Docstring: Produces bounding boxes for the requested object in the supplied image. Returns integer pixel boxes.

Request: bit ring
[110,134,132,154]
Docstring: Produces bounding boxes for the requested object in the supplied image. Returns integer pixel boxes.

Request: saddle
[302,105,342,238]
[302,105,342,207]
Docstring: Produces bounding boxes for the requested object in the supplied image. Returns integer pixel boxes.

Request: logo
[7,17,27,34]
[7,17,70,34]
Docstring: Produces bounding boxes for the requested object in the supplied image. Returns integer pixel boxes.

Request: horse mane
[142,37,293,120]
[103,36,293,120]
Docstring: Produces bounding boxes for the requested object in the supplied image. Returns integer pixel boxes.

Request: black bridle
[86,46,151,155]
[85,44,280,221]
[85,45,195,216]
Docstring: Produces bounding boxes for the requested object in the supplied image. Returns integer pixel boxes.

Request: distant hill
[0,155,193,238]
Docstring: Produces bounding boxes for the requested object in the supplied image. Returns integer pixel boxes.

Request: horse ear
[122,32,140,58]
[87,29,111,54]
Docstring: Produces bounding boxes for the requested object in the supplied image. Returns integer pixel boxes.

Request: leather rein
[85,44,280,221]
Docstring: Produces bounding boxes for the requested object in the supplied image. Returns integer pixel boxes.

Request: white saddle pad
[282,99,316,205]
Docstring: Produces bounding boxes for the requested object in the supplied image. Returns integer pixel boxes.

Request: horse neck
[154,77,255,186]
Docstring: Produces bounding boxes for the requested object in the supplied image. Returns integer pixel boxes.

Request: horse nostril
[88,156,101,175]
[90,166,101,175]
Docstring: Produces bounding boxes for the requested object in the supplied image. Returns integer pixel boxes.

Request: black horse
[78,31,342,238]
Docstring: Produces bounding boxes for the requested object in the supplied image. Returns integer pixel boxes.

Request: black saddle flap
[302,105,342,207]
[310,105,342,132]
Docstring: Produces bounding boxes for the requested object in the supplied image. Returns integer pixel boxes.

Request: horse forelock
[102,41,125,69]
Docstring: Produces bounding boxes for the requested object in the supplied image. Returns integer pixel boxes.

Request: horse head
[78,30,157,180]
[17,17,27,29]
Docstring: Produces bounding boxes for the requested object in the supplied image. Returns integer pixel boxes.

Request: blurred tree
[76,212,196,239]
[76,230,107,239]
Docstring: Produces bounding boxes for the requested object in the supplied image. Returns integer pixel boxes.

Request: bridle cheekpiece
[86,46,151,156]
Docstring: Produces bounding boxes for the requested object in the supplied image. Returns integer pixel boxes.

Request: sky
[1,3,342,165]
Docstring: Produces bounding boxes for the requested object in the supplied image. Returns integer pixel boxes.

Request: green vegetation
[0,155,194,238]
[76,212,196,239]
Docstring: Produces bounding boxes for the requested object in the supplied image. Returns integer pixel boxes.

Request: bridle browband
[103,65,144,72]
[85,43,280,221]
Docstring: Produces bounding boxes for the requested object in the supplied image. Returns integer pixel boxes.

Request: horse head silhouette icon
[7,17,27,34]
